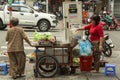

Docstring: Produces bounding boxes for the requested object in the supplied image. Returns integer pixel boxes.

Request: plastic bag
[79,40,92,56]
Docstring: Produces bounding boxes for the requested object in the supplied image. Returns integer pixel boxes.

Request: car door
[19,6,36,25]
[4,6,20,24]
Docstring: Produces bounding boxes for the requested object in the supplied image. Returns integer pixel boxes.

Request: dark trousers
[92,41,101,72]
[93,52,100,71]
[8,51,26,77]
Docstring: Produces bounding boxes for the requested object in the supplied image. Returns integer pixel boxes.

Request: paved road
[106,30,120,51]
[0,20,64,52]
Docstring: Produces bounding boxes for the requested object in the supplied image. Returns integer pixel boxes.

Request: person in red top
[76,14,104,72]
[84,22,104,42]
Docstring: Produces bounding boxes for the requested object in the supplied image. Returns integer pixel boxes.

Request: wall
[114,0,120,21]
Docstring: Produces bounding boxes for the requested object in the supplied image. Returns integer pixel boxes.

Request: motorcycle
[104,33,114,48]
[54,11,63,21]
[103,33,114,57]
[85,30,114,57]
[101,14,120,31]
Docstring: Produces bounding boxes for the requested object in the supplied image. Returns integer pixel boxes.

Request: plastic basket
[80,55,92,71]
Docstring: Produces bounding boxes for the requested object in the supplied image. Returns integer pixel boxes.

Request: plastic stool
[104,64,116,76]
[0,63,8,75]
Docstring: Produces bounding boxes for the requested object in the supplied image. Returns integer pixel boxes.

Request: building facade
[114,0,120,20]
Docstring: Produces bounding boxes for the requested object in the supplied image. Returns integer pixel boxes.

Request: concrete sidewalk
[0,50,120,80]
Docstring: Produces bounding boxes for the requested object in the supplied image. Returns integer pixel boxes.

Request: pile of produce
[73,57,80,65]
[33,32,56,45]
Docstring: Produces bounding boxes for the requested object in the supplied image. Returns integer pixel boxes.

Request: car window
[0,5,5,11]
[7,6,20,12]
[20,6,31,13]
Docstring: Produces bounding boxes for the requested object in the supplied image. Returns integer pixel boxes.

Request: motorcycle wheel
[103,25,109,30]
[115,27,120,31]
[103,43,112,57]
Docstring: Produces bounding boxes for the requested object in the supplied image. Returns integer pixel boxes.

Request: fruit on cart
[73,58,80,64]
[40,34,47,40]
[33,32,56,45]
[47,35,52,40]
[33,32,53,41]
[33,32,40,41]
[49,36,55,43]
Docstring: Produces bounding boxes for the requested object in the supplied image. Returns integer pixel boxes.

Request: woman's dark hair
[10,17,19,26]
[90,14,100,25]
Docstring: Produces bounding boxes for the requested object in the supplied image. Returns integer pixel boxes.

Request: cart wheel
[37,55,59,78]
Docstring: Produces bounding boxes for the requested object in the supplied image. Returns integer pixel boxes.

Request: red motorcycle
[101,16,120,31]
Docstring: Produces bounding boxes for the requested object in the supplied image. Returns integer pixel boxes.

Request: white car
[0,4,58,31]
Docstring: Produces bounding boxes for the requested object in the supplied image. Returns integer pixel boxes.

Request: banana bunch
[73,58,80,64]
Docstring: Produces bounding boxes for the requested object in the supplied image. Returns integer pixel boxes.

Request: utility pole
[9,0,12,28]
[46,0,48,13]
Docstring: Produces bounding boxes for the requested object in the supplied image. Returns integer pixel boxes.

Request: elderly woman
[76,14,104,72]
[6,17,32,79]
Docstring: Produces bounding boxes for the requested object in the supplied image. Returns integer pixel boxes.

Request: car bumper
[51,20,58,27]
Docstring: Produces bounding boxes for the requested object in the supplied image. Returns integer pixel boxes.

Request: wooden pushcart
[32,40,78,78]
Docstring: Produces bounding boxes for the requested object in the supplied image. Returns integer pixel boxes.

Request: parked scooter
[101,12,119,31]
[104,33,114,48]
[54,11,63,21]
[85,30,114,57]
[103,33,114,57]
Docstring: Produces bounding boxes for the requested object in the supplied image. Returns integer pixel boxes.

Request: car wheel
[0,20,7,30]
[38,20,50,32]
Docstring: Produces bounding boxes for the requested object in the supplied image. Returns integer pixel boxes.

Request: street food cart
[32,39,78,78]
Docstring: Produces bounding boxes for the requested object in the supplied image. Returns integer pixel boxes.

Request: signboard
[63,2,82,42]
[69,4,77,13]
[68,4,78,19]
[82,11,89,18]
[69,23,81,29]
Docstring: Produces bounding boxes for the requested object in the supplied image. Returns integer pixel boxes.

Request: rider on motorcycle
[102,11,113,30]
